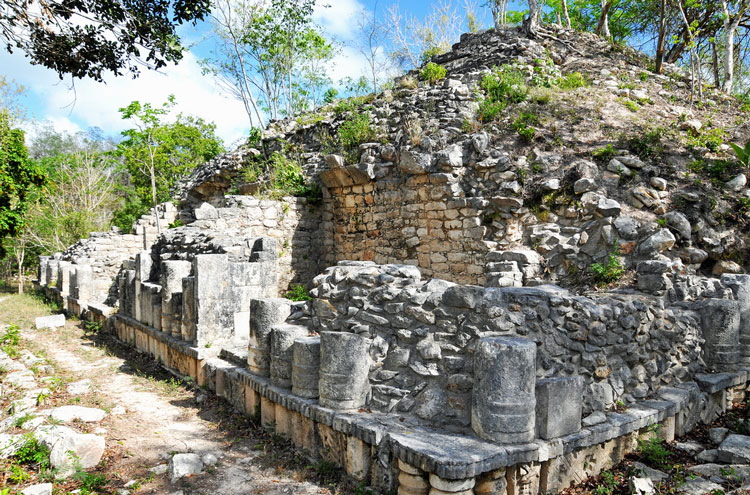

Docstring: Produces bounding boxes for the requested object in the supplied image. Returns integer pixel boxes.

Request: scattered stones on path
[169,453,204,482]
[66,379,92,395]
[49,405,107,423]
[34,314,65,329]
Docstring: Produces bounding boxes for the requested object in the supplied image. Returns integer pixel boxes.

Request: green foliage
[241,152,320,201]
[593,470,617,495]
[115,95,224,225]
[73,463,109,494]
[83,320,103,334]
[323,88,339,103]
[591,242,625,285]
[0,324,20,357]
[14,413,34,428]
[0,112,47,255]
[111,195,148,233]
[688,126,728,152]
[420,62,447,84]
[420,46,443,64]
[285,284,311,301]
[478,65,528,122]
[688,158,742,183]
[332,95,370,116]
[593,144,617,164]
[14,433,51,471]
[729,140,750,167]
[8,463,30,483]
[638,427,672,469]
[558,72,588,90]
[639,71,649,82]
[624,127,663,161]
[619,98,640,112]
[338,113,378,161]
[168,218,182,229]
[511,112,538,143]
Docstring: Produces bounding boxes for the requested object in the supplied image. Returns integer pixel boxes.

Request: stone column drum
[57,261,73,297]
[160,260,192,338]
[292,336,321,398]
[73,265,93,302]
[319,331,370,410]
[270,325,308,388]
[472,336,536,444]
[721,275,750,366]
[46,259,60,288]
[700,298,740,371]
[38,256,50,286]
[248,298,292,377]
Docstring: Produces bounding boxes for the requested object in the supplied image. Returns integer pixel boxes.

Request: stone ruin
[36,26,750,495]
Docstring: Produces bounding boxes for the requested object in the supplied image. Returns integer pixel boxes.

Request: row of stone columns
[38,256,94,304]
[247,298,371,409]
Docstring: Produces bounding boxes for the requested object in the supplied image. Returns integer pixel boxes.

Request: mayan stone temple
[36,27,750,495]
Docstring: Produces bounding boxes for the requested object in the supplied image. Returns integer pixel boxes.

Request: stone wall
[303,262,749,429]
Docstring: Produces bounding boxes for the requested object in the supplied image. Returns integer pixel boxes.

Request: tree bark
[16,245,24,295]
[524,0,540,36]
[561,0,572,28]
[596,0,613,37]
[721,0,750,93]
[712,39,721,88]
[655,0,667,73]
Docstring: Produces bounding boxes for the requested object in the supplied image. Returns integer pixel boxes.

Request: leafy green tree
[116,95,223,232]
[0,0,212,81]
[0,111,46,257]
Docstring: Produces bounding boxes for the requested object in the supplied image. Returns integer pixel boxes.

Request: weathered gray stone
[50,406,106,423]
[727,173,747,192]
[270,324,309,388]
[721,274,750,366]
[169,453,203,482]
[472,336,536,444]
[399,150,432,174]
[630,476,654,495]
[36,425,105,476]
[614,215,640,240]
[248,298,293,377]
[35,314,65,330]
[709,427,729,445]
[292,336,320,398]
[637,229,676,256]
[676,478,723,495]
[21,483,53,495]
[535,376,583,439]
[718,434,750,463]
[700,299,740,370]
[573,178,597,194]
[665,211,691,240]
[319,331,370,410]
[160,260,192,338]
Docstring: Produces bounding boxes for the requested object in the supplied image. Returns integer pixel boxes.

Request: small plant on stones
[591,241,625,286]
[730,139,750,168]
[511,112,538,143]
[637,425,672,469]
[592,144,617,164]
[593,470,617,495]
[420,62,447,84]
[1,324,21,357]
[285,284,312,302]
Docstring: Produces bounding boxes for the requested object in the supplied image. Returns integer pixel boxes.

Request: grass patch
[420,62,447,84]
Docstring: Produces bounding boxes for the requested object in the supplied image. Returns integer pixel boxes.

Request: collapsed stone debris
[35,25,750,495]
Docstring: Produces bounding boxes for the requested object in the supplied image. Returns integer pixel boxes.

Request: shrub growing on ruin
[511,112,538,143]
[420,62,447,84]
[477,65,528,122]
[623,127,664,161]
[285,284,311,301]
[591,242,625,286]
[338,114,378,162]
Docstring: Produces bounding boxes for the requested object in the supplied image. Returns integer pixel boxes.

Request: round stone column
[472,336,536,444]
[270,324,308,388]
[292,336,321,398]
[248,298,292,377]
[319,331,370,410]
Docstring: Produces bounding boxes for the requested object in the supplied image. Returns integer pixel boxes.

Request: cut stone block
[535,376,584,439]
[35,314,65,330]
[319,331,370,410]
[472,336,536,444]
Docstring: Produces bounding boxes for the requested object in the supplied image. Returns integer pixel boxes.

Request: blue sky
[0,0,521,147]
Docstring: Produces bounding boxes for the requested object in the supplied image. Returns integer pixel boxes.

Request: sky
[1,0,484,148]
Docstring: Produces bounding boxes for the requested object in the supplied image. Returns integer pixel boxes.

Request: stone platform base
[41,291,750,495]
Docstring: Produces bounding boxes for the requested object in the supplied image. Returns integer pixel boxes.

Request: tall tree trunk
[675,0,702,102]
[721,0,750,93]
[596,0,613,37]
[524,0,540,36]
[655,0,667,73]
[561,0,571,28]
[150,165,161,234]
[15,245,24,295]
[712,40,721,88]
[492,0,501,30]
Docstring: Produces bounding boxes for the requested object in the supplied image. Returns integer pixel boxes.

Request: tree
[116,95,224,233]
[355,1,390,93]
[203,0,331,124]
[721,0,750,92]
[0,111,46,258]
[0,0,211,81]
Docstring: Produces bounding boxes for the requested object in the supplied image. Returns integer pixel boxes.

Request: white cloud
[1,44,251,146]
[314,0,367,40]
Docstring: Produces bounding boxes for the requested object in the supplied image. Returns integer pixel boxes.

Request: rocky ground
[0,290,365,495]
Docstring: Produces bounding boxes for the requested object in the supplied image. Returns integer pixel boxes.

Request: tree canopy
[0,0,212,81]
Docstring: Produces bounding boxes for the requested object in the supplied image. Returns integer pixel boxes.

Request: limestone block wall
[48,202,178,304]
[161,195,327,293]
[304,262,749,429]
[117,243,279,348]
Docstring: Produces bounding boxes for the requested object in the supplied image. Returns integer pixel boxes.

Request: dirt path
[1,294,352,495]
